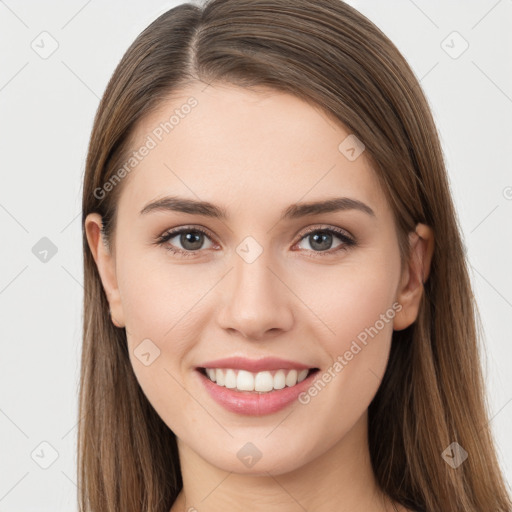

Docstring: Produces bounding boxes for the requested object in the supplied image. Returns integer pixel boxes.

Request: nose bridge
[233,248,273,299]
[217,244,293,338]
[231,231,277,297]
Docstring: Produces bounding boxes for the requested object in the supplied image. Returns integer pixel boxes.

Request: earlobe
[393,223,434,331]
[85,213,126,328]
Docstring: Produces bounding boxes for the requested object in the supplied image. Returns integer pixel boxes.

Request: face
[86,82,426,476]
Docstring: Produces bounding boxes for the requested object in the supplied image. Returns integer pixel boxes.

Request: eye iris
[181,231,204,250]
[310,231,332,251]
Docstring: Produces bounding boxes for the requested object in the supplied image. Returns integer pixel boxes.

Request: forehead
[116,82,389,222]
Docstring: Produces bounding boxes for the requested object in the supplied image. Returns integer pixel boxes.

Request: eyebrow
[139,195,375,219]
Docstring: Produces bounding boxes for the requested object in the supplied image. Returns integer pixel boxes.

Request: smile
[196,366,321,416]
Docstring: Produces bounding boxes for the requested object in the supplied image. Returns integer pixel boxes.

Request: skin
[86,82,434,512]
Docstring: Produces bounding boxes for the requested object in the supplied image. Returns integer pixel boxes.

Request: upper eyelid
[298,225,354,240]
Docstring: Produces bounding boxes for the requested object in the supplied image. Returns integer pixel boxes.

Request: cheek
[330,271,397,349]
[116,243,208,340]
[295,249,400,407]
[114,247,197,393]
[301,247,400,350]
[119,272,201,434]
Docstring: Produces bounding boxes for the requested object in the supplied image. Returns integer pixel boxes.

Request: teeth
[204,368,311,392]
[216,368,225,386]
[225,369,237,389]
[286,369,297,387]
[274,370,286,390]
[297,369,309,382]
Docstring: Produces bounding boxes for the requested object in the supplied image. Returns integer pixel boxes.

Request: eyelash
[153,225,357,259]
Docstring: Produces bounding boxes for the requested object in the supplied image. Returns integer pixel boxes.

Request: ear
[84,213,126,328]
[393,223,434,331]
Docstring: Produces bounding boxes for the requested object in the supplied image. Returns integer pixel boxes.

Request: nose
[216,251,294,340]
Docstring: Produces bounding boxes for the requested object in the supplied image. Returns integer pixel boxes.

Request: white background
[0,0,511,509]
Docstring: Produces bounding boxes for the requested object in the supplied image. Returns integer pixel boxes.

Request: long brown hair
[79,1,512,510]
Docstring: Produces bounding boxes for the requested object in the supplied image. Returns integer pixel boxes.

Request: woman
[79,0,512,510]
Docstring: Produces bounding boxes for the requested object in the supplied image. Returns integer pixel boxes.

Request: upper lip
[197,356,315,373]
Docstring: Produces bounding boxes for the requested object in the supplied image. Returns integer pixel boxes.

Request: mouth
[197,367,320,394]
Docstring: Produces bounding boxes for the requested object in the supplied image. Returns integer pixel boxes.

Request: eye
[294,226,356,255]
[154,225,357,258]
[154,226,216,258]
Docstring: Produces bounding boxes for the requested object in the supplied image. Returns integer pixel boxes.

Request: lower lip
[196,369,319,416]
